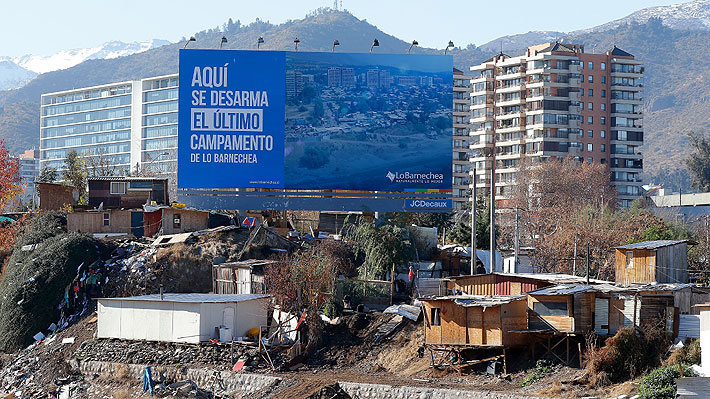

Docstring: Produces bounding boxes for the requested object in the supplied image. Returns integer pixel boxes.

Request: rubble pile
[75,339,277,370]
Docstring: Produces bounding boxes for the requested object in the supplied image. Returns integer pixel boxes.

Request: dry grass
[536,381,566,397]
[113,389,130,399]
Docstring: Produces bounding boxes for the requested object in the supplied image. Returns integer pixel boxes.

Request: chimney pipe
[160,285,164,300]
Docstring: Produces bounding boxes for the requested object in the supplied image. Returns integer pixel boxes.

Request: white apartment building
[453,68,472,210]
[17,149,39,204]
[40,74,178,179]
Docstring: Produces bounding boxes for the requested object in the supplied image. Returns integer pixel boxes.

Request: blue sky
[0,0,683,57]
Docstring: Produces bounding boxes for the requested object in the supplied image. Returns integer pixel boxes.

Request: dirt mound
[307,383,351,399]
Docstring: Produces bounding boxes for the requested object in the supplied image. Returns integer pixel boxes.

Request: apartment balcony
[610,83,642,91]
[568,119,581,128]
[496,85,525,94]
[569,91,581,101]
[568,104,581,113]
[568,64,581,73]
[611,98,643,106]
[496,124,525,134]
[610,71,643,79]
[568,77,581,87]
[497,98,524,107]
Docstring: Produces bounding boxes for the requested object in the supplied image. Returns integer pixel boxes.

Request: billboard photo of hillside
[283,52,453,191]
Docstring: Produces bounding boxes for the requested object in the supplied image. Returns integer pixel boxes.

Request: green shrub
[639,363,695,399]
[522,359,555,386]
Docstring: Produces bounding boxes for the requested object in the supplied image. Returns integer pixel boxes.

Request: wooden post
[578,342,583,368]
[566,335,570,365]
[390,264,395,305]
[503,348,507,375]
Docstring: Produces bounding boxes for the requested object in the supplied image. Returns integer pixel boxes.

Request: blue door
[131,212,144,238]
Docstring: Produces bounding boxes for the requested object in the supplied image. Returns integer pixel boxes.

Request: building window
[588,62,594,70]
[588,102,593,110]
[587,116,593,124]
[625,251,634,269]
[601,117,606,125]
[588,88,594,97]
[580,62,584,70]
[588,157,593,163]
[103,213,110,226]
[588,75,594,83]
[587,143,593,152]
[173,213,181,229]
[600,159,606,164]
[601,144,606,152]
[601,62,606,70]
[580,88,584,96]
[533,301,568,316]
[600,130,606,138]
[588,130,593,138]
[110,182,126,195]
[601,89,606,98]
[601,103,606,111]
[601,76,606,84]
[431,308,441,326]
[580,102,584,109]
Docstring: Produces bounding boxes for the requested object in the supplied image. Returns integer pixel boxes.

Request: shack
[448,273,609,296]
[212,259,276,294]
[614,240,691,285]
[87,176,168,209]
[420,295,527,371]
[97,293,269,343]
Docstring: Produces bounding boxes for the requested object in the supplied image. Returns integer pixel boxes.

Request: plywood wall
[527,295,574,332]
[615,249,657,285]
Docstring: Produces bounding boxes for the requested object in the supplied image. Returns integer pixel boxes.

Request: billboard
[179,49,452,193]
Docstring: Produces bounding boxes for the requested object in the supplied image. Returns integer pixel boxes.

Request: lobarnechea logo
[385,171,445,184]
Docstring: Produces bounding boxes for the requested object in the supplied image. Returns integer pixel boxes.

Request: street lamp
[332,39,340,52]
[370,38,379,53]
[183,37,196,49]
[445,40,454,54]
[220,36,228,49]
[257,36,264,49]
[408,40,418,54]
[294,38,300,51]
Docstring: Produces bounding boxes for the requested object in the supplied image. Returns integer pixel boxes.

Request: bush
[638,363,695,399]
[666,339,701,366]
[584,326,670,385]
[522,359,555,386]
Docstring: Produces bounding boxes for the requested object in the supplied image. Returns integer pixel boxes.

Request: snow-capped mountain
[13,39,171,74]
[577,0,710,33]
[478,31,565,52]
[0,59,37,90]
[0,39,171,90]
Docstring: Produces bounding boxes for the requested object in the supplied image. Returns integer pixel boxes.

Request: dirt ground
[1,308,638,399]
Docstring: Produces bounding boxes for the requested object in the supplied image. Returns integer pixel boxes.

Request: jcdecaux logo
[405,199,452,209]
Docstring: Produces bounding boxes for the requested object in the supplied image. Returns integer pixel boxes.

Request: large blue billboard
[178,49,452,192]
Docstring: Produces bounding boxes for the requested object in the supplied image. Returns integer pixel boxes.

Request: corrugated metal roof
[421,294,525,307]
[529,282,695,296]
[614,240,689,250]
[449,272,610,284]
[87,176,168,182]
[99,293,270,303]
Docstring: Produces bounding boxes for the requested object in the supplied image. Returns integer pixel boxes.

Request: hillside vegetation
[0,10,707,190]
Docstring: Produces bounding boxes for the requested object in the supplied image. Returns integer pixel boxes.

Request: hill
[0,7,708,191]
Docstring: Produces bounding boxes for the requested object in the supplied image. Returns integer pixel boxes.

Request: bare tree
[83,148,120,177]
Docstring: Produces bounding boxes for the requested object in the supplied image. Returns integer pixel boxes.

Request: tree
[37,166,58,184]
[63,150,88,204]
[449,196,496,249]
[83,149,119,177]
[347,218,416,279]
[0,140,21,210]
[685,132,710,191]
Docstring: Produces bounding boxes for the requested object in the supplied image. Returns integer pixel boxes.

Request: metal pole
[471,167,477,275]
[586,244,590,285]
[489,167,495,273]
[514,206,519,272]
[573,236,577,275]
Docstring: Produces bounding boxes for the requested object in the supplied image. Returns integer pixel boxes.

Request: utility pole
[586,244,590,285]
[514,206,519,272]
[471,167,477,275]
[572,235,577,275]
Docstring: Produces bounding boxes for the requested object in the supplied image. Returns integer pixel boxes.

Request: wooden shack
[87,176,168,209]
[448,273,605,296]
[614,240,690,285]
[212,260,276,295]
[421,295,528,347]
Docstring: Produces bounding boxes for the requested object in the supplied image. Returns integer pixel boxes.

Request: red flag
[408,266,414,282]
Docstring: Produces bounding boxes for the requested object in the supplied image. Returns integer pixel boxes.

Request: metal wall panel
[595,298,609,335]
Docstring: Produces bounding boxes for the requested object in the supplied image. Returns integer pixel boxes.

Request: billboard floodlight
[408,40,418,54]
[294,38,300,51]
[183,37,196,49]
[445,40,454,54]
[332,39,340,52]
[220,36,228,49]
[370,38,379,53]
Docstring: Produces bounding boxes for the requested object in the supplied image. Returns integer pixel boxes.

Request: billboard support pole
[489,167,495,272]
[471,167,476,275]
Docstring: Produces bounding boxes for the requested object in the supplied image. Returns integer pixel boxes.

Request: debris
[383,304,421,321]
[232,361,245,371]
[373,315,404,343]
[61,337,75,345]
[32,332,45,342]
[48,323,57,332]
[87,316,97,324]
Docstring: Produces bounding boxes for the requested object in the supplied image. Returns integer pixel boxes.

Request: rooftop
[99,293,270,303]
[614,240,690,250]
[87,176,168,182]
[421,294,526,307]
[448,272,610,284]
[609,46,634,57]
